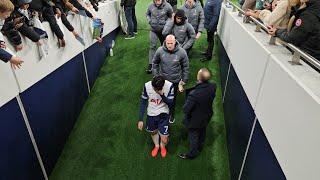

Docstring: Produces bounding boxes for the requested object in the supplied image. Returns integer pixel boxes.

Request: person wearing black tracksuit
[29,0,66,47]
[2,0,41,51]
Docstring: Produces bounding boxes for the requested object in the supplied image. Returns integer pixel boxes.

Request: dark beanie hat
[175,9,186,19]
[17,0,32,6]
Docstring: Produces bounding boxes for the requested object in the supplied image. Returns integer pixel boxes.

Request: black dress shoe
[178,153,193,159]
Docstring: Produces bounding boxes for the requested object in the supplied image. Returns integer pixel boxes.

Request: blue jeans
[124,6,137,36]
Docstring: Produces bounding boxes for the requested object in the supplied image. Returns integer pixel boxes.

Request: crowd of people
[1,0,319,160]
[0,0,102,69]
[134,0,222,159]
[242,0,320,61]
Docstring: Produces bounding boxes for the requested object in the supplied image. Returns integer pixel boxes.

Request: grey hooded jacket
[162,20,196,50]
[181,1,205,32]
[146,1,173,32]
[152,41,189,83]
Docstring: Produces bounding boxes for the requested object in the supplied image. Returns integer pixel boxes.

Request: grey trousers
[149,30,165,64]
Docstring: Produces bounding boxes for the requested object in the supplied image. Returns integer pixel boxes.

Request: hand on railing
[225,0,320,70]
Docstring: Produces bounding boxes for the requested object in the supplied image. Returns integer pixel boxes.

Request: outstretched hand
[137,121,144,131]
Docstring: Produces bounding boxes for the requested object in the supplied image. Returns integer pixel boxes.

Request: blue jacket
[0,48,12,63]
[204,0,222,32]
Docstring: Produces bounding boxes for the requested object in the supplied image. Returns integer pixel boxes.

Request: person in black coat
[179,68,216,159]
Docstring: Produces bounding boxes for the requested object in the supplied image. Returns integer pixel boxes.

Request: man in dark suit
[179,68,216,159]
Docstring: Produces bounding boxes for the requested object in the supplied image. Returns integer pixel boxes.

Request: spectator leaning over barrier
[146,0,173,74]
[2,0,43,52]
[0,0,23,69]
[29,0,66,48]
[268,0,320,61]
[162,9,196,54]
[153,35,189,124]
[121,0,137,39]
[202,0,222,61]
[69,0,95,18]
[53,0,81,38]
[181,0,205,40]
[245,0,300,29]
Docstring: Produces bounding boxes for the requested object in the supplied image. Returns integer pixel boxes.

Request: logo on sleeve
[295,19,302,27]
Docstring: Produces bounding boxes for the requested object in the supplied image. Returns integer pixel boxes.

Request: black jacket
[183,82,216,129]
[120,0,136,7]
[4,8,40,45]
[276,0,320,61]
[167,0,177,6]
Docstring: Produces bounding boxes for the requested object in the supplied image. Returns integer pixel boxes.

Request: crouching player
[138,76,174,158]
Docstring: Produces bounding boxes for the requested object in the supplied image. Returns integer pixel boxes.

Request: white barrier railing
[227,0,320,70]
[0,0,120,107]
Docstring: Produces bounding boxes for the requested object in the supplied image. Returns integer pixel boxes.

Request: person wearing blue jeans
[121,0,137,39]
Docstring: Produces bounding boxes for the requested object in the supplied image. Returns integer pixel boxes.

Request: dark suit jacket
[183,82,216,128]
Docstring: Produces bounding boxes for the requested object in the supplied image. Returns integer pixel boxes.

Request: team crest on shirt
[295,19,302,27]
[150,99,162,105]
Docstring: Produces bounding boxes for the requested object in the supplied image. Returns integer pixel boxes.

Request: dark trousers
[169,83,179,118]
[42,6,64,39]
[70,0,93,18]
[205,30,215,58]
[124,6,137,36]
[187,127,207,158]
[61,12,74,32]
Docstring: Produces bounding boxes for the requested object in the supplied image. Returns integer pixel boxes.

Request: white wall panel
[0,62,19,107]
[218,7,270,108]
[255,55,320,180]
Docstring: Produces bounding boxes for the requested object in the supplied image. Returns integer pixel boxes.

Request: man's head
[197,68,211,83]
[154,0,163,6]
[174,9,186,25]
[152,76,165,91]
[17,0,32,10]
[165,35,176,51]
[186,0,195,7]
[0,0,14,20]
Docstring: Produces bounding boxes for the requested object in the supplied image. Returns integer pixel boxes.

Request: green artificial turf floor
[50,0,230,179]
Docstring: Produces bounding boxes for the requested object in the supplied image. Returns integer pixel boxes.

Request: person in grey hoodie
[181,0,205,40]
[146,0,173,74]
[162,9,196,54]
[153,35,189,123]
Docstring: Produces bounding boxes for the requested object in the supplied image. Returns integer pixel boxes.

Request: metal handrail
[225,0,320,71]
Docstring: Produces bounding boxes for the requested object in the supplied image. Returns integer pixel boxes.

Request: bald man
[179,68,216,159]
[153,35,189,124]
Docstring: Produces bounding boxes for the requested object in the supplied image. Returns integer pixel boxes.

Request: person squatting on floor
[146,0,173,74]
[179,68,216,159]
[152,35,189,124]
[162,9,196,54]
[181,0,205,41]
[138,76,175,158]
[121,0,137,39]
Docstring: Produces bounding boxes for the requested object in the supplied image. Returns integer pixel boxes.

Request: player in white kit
[137,76,174,158]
